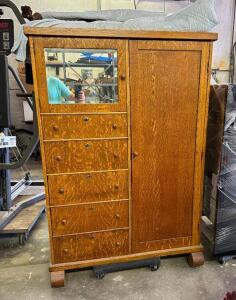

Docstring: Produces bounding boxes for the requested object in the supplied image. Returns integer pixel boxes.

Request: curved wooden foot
[50,270,65,288]
[187,252,204,267]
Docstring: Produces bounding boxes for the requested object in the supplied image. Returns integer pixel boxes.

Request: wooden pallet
[0,199,45,244]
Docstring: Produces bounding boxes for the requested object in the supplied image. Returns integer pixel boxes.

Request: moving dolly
[0,0,45,243]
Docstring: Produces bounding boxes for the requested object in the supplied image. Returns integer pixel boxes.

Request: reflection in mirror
[44,48,118,105]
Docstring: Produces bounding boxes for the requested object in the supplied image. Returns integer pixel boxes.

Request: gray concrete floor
[0,160,235,300]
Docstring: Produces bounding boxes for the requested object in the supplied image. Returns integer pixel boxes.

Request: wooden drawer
[48,170,128,206]
[53,230,129,264]
[44,139,128,174]
[41,114,128,140]
[51,201,129,235]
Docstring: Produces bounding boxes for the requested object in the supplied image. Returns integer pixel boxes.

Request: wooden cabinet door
[130,40,211,253]
[32,37,127,113]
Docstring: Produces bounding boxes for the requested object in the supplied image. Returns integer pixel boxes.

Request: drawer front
[48,171,129,206]
[44,139,128,174]
[41,114,128,140]
[53,230,129,264]
[51,201,129,235]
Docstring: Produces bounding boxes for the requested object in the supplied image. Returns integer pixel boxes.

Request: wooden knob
[61,219,67,225]
[115,213,120,219]
[86,174,91,179]
[112,124,118,130]
[116,242,121,247]
[120,75,126,80]
[59,188,64,194]
[114,154,118,159]
[114,184,119,190]
[132,152,138,159]
[83,116,89,122]
[63,248,68,254]
[55,156,62,161]
[52,125,59,131]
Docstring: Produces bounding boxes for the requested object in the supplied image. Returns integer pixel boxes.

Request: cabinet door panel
[130,41,209,252]
[33,38,127,113]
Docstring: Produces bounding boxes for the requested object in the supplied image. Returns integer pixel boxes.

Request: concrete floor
[0,214,236,300]
[0,160,235,300]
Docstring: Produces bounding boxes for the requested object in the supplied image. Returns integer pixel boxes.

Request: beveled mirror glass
[44,48,118,104]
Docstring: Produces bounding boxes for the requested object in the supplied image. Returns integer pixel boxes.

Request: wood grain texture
[51,201,129,235]
[33,37,127,113]
[53,229,129,264]
[130,40,202,252]
[187,252,204,267]
[50,271,65,288]
[24,27,218,41]
[49,244,203,272]
[48,171,128,206]
[29,37,56,264]
[44,139,128,174]
[191,43,213,245]
[41,114,128,140]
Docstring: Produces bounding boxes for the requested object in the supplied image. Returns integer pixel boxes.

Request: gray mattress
[12,0,218,61]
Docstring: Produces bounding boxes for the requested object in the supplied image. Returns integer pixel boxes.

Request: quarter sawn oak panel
[44,139,128,174]
[53,230,129,264]
[41,114,128,140]
[51,201,129,235]
[48,171,129,206]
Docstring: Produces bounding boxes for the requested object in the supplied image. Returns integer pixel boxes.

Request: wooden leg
[50,270,65,288]
[187,252,204,267]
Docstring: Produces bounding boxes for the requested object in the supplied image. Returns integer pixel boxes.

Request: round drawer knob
[114,184,119,190]
[63,248,69,254]
[116,242,121,247]
[114,154,118,159]
[83,116,89,122]
[112,124,118,130]
[86,174,92,179]
[115,214,120,219]
[55,156,62,161]
[59,188,64,194]
[52,125,59,131]
[61,219,67,225]
[85,143,91,148]
[120,75,126,81]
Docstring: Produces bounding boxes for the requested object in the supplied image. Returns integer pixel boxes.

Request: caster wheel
[150,265,159,271]
[218,257,225,265]
[95,271,105,279]
[19,234,26,245]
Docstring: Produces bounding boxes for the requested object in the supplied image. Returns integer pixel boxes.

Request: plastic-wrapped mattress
[12,0,218,61]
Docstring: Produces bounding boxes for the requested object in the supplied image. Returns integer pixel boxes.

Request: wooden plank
[0,201,45,234]
[24,27,218,41]
[49,244,203,272]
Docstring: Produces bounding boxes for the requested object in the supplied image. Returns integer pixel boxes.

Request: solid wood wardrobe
[25,27,217,287]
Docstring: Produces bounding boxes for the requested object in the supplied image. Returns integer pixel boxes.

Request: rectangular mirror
[44,48,118,105]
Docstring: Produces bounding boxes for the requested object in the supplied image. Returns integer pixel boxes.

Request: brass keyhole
[85,143,91,148]
[83,116,89,122]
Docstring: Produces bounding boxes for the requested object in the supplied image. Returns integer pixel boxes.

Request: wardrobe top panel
[24,27,217,42]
